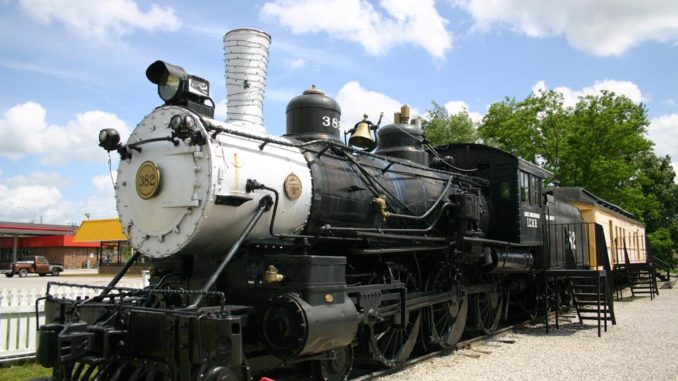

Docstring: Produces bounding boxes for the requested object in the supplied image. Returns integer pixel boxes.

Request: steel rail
[349,316,549,381]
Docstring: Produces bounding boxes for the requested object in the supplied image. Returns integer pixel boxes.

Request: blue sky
[0,0,677,224]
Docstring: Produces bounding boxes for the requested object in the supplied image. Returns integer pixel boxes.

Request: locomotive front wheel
[422,265,468,350]
[366,263,421,368]
[368,309,421,368]
[310,345,354,381]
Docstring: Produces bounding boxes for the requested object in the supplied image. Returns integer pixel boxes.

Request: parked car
[0,256,64,277]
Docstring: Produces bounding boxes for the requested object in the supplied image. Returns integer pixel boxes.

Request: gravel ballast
[378,285,678,380]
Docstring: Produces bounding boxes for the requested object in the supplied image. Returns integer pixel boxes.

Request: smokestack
[223,28,271,133]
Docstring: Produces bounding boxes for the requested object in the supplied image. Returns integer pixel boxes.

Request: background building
[73,218,129,266]
[0,219,131,270]
[0,221,99,269]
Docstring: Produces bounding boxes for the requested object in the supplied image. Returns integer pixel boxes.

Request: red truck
[0,256,64,277]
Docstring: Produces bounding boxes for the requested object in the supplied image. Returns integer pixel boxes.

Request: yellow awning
[73,218,127,242]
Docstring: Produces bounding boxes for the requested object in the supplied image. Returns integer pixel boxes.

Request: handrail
[650,255,672,281]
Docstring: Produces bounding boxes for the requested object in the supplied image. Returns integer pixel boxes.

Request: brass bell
[348,114,375,149]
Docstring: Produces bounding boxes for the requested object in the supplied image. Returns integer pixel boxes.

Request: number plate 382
[136,161,161,199]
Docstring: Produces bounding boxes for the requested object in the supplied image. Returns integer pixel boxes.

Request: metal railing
[650,255,672,281]
[543,222,592,269]
[611,234,647,266]
[0,282,143,364]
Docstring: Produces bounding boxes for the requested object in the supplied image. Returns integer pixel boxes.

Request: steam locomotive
[36,29,590,381]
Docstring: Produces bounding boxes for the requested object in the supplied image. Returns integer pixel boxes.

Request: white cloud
[0,59,79,80]
[443,100,483,123]
[0,102,130,164]
[0,184,63,223]
[273,40,361,71]
[336,81,419,133]
[32,195,117,225]
[531,80,548,95]
[531,79,645,108]
[0,174,118,224]
[261,0,452,59]
[18,0,181,41]
[4,171,72,188]
[67,195,119,222]
[0,186,61,210]
[92,172,117,196]
[214,97,227,121]
[287,58,306,70]
[455,0,678,56]
[648,113,678,176]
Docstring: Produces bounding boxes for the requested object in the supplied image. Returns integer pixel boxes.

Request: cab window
[530,175,541,205]
[520,171,529,202]
[500,181,510,199]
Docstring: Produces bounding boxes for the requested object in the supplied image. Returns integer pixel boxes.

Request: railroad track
[350,318,539,381]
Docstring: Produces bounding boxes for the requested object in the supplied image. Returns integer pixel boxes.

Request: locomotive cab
[433,143,551,244]
[432,143,590,270]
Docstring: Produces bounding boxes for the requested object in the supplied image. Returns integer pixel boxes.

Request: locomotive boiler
[36,29,591,381]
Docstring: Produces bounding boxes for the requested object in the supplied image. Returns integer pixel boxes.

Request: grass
[0,362,51,381]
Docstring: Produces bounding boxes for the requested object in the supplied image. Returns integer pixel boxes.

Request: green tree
[560,91,653,208]
[478,89,675,261]
[636,153,678,233]
[479,90,653,214]
[423,101,478,146]
[647,228,676,267]
[479,90,571,176]
[635,153,678,264]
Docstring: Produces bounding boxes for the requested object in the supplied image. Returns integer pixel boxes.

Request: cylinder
[262,293,358,358]
[223,28,271,133]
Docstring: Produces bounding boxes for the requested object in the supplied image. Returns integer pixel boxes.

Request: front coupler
[36,286,248,381]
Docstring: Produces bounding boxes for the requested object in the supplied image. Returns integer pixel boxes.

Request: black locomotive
[36,51,596,380]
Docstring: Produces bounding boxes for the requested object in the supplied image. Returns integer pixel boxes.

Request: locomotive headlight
[99,128,120,151]
[183,114,196,130]
[169,114,183,132]
[146,60,188,103]
[145,60,214,118]
[159,73,182,102]
[168,114,198,140]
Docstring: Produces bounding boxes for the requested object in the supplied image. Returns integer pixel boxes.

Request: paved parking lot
[0,270,144,291]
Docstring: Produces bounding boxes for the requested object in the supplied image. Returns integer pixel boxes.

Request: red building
[0,221,101,269]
